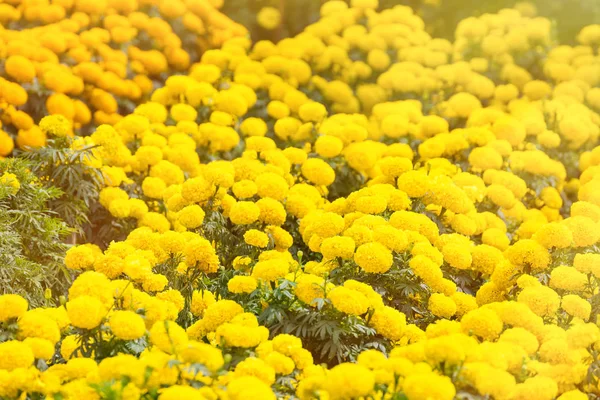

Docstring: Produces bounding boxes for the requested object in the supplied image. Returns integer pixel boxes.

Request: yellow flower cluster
[2,1,600,399]
[0,0,246,156]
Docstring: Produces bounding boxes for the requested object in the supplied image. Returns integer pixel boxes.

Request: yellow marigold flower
[561,294,591,321]
[486,184,517,209]
[190,290,216,317]
[5,55,36,83]
[158,386,206,400]
[562,216,599,247]
[255,172,288,201]
[181,176,215,204]
[301,158,335,186]
[68,270,114,305]
[424,334,474,366]
[481,228,510,250]
[531,222,572,249]
[150,320,188,354]
[442,243,472,270]
[136,146,163,169]
[59,335,81,360]
[314,135,343,158]
[209,110,234,127]
[320,235,355,259]
[354,242,393,273]
[0,294,28,322]
[156,289,185,313]
[537,130,561,149]
[307,211,344,238]
[516,274,540,290]
[556,390,589,400]
[17,310,61,344]
[328,285,371,314]
[517,286,560,317]
[67,295,106,330]
[573,253,600,276]
[510,376,557,400]
[216,318,269,348]
[177,204,205,229]
[267,100,291,119]
[108,198,131,219]
[451,292,478,317]
[257,7,281,30]
[0,130,15,156]
[448,92,482,118]
[372,225,406,253]
[141,177,167,200]
[469,146,503,171]
[170,103,197,122]
[0,340,34,371]
[228,376,276,400]
[409,254,443,287]
[428,293,457,318]
[271,334,303,357]
[16,125,46,148]
[377,157,412,178]
[39,114,71,137]
[246,136,276,153]
[264,351,295,375]
[228,276,258,294]
[266,225,293,250]
[234,356,276,385]
[367,48,391,71]
[549,266,588,292]
[523,80,552,100]
[390,210,439,243]
[232,179,258,199]
[184,236,219,273]
[498,327,539,355]
[355,195,387,214]
[320,0,348,15]
[150,160,184,187]
[178,340,224,372]
[23,337,54,360]
[286,194,316,219]
[230,201,260,225]
[369,306,406,341]
[99,187,129,210]
[540,186,562,209]
[97,353,144,388]
[202,300,244,333]
[461,308,503,340]
[0,172,19,197]
[109,310,146,340]
[232,256,252,272]
[324,363,375,399]
[252,259,288,282]
[504,239,550,272]
[299,102,327,123]
[214,90,249,117]
[244,229,269,248]
[240,117,267,137]
[138,212,171,233]
[295,273,329,306]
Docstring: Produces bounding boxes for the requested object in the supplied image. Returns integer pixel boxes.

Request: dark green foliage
[258,279,388,365]
[22,137,104,236]
[0,158,72,306]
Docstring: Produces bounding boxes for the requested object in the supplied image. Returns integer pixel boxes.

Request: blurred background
[221,0,600,44]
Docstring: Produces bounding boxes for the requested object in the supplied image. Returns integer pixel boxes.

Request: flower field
[1,0,600,398]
